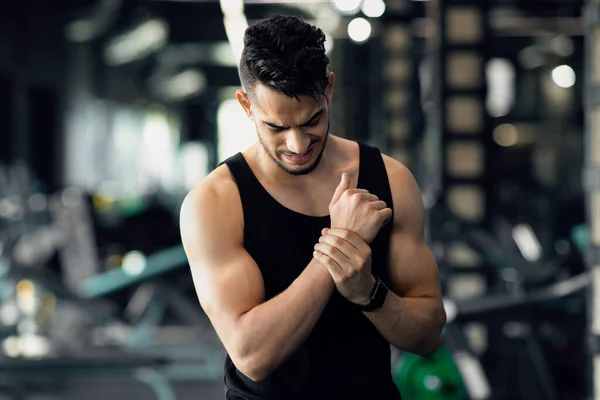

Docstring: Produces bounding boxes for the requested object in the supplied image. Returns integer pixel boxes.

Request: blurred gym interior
[0,0,599,399]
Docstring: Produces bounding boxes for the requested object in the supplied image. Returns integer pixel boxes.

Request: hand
[313,228,376,305]
[329,172,393,243]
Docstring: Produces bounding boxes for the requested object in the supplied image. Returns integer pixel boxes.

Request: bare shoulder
[182,164,238,207]
[179,164,244,256]
[380,154,425,223]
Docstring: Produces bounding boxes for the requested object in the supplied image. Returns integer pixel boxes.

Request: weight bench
[0,350,174,400]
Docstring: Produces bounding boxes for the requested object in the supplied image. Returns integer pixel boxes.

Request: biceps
[388,232,441,298]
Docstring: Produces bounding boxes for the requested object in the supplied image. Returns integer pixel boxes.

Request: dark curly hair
[239,15,330,101]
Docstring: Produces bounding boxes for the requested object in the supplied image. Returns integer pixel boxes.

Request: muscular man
[180,15,446,400]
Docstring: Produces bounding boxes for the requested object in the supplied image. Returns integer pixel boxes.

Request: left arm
[314,157,446,357]
[363,156,446,356]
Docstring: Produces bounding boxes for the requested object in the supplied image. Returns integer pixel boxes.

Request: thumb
[330,172,350,205]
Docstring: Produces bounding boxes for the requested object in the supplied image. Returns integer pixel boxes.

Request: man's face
[238,74,334,176]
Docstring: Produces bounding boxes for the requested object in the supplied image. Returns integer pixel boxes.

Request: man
[179,15,446,400]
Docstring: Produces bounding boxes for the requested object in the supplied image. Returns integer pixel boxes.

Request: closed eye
[269,127,285,133]
[303,119,320,128]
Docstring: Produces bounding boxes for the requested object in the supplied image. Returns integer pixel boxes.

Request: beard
[258,118,330,176]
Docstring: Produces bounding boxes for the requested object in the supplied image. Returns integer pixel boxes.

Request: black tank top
[221,142,402,400]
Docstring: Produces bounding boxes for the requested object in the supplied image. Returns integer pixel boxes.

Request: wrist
[355,276,389,312]
[351,275,377,305]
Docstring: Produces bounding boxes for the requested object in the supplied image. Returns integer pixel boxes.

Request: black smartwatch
[356,276,388,312]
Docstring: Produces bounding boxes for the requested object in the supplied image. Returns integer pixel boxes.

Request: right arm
[179,169,335,382]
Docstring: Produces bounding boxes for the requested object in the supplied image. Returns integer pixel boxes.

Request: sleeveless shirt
[221,142,402,400]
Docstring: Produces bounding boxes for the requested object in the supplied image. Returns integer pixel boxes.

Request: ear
[325,72,335,104]
[236,89,253,119]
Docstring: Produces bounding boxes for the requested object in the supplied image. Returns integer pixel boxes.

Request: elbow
[417,332,443,358]
[236,356,269,382]
[414,310,446,358]
[231,340,272,383]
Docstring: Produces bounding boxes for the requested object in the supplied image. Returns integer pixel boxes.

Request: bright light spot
[361,0,385,18]
[16,280,35,302]
[162,69,206,100]
[0,302,19,326]
[333,0,361,14]
[20,335,52,358]
[140,110,177,192]
[348,18,371,44]
[180,142,209,191]
[3,336,21,357]
[424,375,442,391]
[316,7,341,33]
[493,124,519,147]
[220,0,244,16]
[324,32,335,55]
[486,58,515,118]
[552,65,576,88]
[218,99,256,162]
[122,251,147,276]
[105,19,168,66]
[220,0,248,64]
[213,42,237,66]
[512,224,542,262]
[443,299,458,322]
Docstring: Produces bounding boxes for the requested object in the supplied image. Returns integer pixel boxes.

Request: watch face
[359,277,388,312]
[372,279,388,307]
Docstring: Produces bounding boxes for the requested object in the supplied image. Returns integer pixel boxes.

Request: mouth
[282,144,316,166]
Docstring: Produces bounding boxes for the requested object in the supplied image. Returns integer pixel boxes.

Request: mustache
[279,139,320,156]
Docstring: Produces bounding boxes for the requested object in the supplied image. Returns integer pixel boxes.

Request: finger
[348,172,358,190]
[313,250,342,279]
[350,192,379,203]
[315,242,350,268]
[345,189,370,196]
[321,228,330,236]
[330,172,350,206]
[325,228,370,253]
[379,208,394,225]
[370,200,388,210]
[319,233,357,256]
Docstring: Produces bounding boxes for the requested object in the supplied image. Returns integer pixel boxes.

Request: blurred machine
[0,161,223,399]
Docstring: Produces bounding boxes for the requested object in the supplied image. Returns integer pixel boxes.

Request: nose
[286,130,312,155]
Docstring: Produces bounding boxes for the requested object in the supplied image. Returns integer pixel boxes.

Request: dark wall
[0,0,68,185]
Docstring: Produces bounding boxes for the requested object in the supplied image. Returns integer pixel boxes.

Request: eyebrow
[264,109,324,130]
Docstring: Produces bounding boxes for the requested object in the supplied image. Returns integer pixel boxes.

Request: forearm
[237,258,334,380]
[364,292,446,357]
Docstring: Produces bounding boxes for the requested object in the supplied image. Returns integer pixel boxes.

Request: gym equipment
[431,207,562,285]
[394,346,468,400]
[440,272,589,400]
[78,245,187,299]
[449,272,589,321]
[0,350,174,400]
